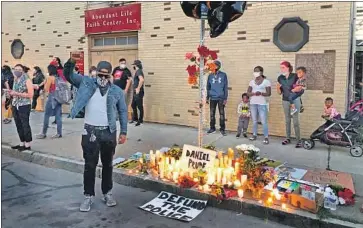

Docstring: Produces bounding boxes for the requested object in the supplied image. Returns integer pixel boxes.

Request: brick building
[1,1,354,137]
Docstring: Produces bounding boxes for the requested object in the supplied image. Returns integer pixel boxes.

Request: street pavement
[1,155,292,228]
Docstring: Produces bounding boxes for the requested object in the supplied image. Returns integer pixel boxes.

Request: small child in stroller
[322,97,341,120]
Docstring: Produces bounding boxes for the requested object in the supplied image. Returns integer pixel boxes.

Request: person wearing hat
[130,59,145,126]
[63,58,128,212]
[206,59,228,136]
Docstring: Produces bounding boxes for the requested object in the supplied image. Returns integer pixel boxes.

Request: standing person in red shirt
[49,57,65,124]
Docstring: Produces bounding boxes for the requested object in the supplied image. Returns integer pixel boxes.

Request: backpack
[53,77,71,104]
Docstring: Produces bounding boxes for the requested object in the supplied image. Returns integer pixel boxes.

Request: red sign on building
[85,3,141,34]
[70,51,85,75]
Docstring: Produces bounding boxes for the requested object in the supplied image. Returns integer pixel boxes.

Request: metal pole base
[326,145,332,171]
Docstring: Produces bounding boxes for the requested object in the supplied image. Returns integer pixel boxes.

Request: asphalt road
[1,156,292,228]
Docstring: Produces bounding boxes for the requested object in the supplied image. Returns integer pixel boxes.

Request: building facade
[1,1,353,137]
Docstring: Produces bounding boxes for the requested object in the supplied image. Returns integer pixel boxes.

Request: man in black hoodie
[112,58,132,105]
[130,60,145,126]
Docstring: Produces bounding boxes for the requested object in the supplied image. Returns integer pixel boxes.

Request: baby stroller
[302,100,363,157]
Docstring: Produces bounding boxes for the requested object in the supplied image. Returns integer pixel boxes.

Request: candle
[215,159,220,168]
[207,171,215,185]
[228,158,232,168]
[166,157,170,166]
[234,180,241,188]
[219,157,223,168]
[234,162,240,175]
[198,185,203,191]
[159,162,164,179]
[217,168,222,184]
[150,150,155,167]
[238,189,244,198]
[222,177,227,185]
[171,157,175,166]
[173,172,179,182]
[224,155,229,167]
[156,150,160,162]
[267,197,273,204]
[227,181,232,187]
[218,151,223,159]
[273,189,281,200]
[139,158,143,164]
[282,203,287,210]
[228,148,234,159]
[203,184,211,193]
[241,175,247,186]
[193,177,199,183]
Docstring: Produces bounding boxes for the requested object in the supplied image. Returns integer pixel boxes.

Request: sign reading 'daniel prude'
[85,3,141,34]
[180,144,216,171]
[139,191,207,222]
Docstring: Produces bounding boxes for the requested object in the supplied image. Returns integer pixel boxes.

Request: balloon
[180,1,203,19]
[227,1,247,22]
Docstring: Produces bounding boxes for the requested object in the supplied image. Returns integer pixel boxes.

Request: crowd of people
[2,57,343,212]
[206,60,341,148]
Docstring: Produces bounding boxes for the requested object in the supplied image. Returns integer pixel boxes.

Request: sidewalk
[1,111,363,225]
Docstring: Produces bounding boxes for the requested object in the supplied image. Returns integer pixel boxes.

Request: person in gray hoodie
[206,60,228,136]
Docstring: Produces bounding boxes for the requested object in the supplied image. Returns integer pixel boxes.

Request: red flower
[198,45,210,57]
[185,52,194,60]
[186,65,197,76]
[209,50,218,60]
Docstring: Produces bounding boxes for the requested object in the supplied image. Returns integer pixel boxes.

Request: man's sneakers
[207,129,216,134]
[36,134,46,139]
[236,133,241,138]
[236,132,248,138]
[80,195,94,212]
[102,191,117,207]
[220,130,227,136]
[80,192,116,212]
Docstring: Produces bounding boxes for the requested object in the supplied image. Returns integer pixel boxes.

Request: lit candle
[215,159,220,168]
[282,203,287,210]
[222,177,227,185]
[267,197,273,204]
[159,163,164,179]
[166,157,170,166]
[238,189,244,198]
[217,168,222,184]
[150,150,155,167]
[155,150,160,162]
[219,156,223,168]
[224,155,229,167]
[173,172,179,182]
[234,180,241,188]
[218,151,223,159]
[193,177,199,183]
[203,184,211,193]
[207,171,215,185]
[228,148,234,160]
[170,157,175,166]
[241,175,247,186]
[234,162,240,175]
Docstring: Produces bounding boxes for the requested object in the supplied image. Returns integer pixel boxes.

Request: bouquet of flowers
[185,45,218,85]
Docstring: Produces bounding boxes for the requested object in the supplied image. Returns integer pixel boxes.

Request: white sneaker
[102,191,117,207]
[80,195,94,212]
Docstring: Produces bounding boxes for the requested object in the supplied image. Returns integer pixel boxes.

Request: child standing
[290,67,307,115]
[236,93,250,138]
[322,97,341,120]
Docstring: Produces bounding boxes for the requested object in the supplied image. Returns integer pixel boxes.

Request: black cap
[132,60,143,69]
[96,61,112,74]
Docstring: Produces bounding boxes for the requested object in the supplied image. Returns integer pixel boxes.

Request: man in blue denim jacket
[63,58,128,212]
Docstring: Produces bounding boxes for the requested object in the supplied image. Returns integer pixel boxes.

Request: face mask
[253,72,261,78]
[120,64,126,69]
[96,75,109,87]
[14,71,23,77]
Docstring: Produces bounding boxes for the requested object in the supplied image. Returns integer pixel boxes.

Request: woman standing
[31,66,45,111]
[9,64,34,151]
[276,61,302,148]
[247,66,271,144]
[36,64,63,139]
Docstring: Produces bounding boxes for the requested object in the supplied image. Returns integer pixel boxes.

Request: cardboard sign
[302,169,355,194]
[70,51,84,75]
[180,145,216,171]
[139,191,207,222]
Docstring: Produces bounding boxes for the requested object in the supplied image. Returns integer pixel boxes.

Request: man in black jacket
[112,58,133,106]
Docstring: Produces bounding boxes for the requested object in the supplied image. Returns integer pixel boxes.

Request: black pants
[32,90,40,109]
[131,93,144,123]
[12,104,32,142]
[82,124,116,196]
[210,100,226,131]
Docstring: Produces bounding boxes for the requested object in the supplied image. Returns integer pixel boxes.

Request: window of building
[273,17,309,52]
[11,39,25,59]
[93,35,138,47]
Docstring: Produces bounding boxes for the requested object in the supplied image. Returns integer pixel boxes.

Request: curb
[2,145,362,228]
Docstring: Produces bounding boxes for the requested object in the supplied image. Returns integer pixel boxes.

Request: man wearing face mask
[63,58,128,212]
[130,60,145,126]
[206,60,228,136]
[112,58,132,104]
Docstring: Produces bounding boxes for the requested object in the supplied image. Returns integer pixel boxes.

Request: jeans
[237,116,249,134]
[250,104,268,137]
[209,100,226,131]
[288,90,304,104]
[131,93,144,122]
[82,124,116,196]
[282,98,301,140]
[12,104,32,143]
[42,96,62,135]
